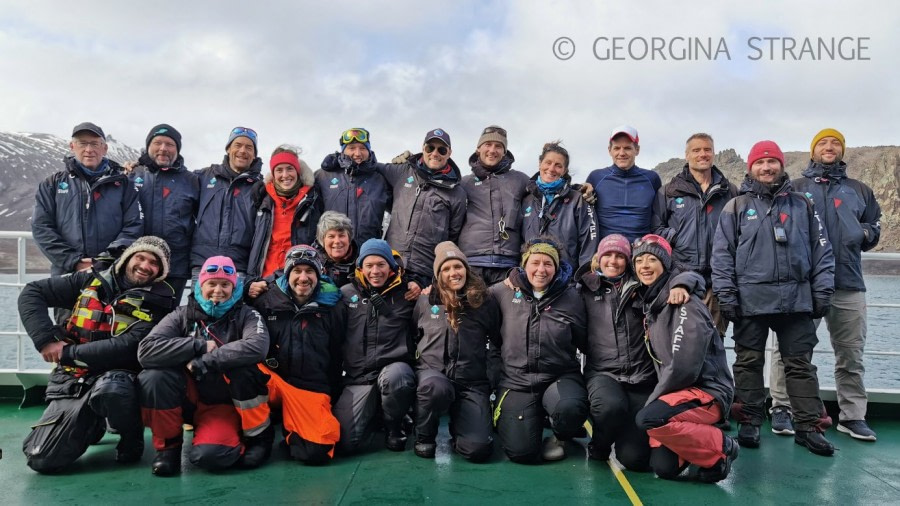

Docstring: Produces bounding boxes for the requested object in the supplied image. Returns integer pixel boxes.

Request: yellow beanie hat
[810,128,845,158]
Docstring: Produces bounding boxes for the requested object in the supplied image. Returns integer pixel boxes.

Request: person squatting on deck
[242,245,345,465]
[576,234,655,470]
[333,239,417,454]
[138,255,269,476]
[490,238,589,463]
[630,234,739,483]
[713,141,837,456]
[412,241,500,461]
[20,236,178,472]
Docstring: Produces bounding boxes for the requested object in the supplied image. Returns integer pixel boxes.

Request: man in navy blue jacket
[586,125,661,243]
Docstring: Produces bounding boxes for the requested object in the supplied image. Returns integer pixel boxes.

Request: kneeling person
[334,239,417,454]
[244,245,344,464]
[20,237,177,472]
[138,256,269,476]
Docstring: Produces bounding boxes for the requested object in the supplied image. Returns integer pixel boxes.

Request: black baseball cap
[423,128,451,149]
[72,122,106,140]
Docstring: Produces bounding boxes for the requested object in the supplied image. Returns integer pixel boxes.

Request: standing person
[768,129,882,441]
[413,241,499,461]
[379,129,467,295]
[521,141,599,269]
[712,141,836,456]
[131,124,199,302]
[32,122,142,277]
[458,125,531,285]
[242,245,345,465]
[631,235,738,483]
[577,234,654,470]
[191,127,264,276]
[316,128,391,244]
[334,239,417,454]
[652,133,737,335]
[138,256,269,476]
[313,211,359,288]
[248,145,321,278]
[490,239,589,463]
[586,125,661,243]
[19,237,177,472]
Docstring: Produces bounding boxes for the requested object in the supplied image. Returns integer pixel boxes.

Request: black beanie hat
[146,124,182,154]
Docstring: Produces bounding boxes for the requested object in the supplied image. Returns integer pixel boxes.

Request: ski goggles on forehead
[231,127,258,142]
[424,144,449,156]
[341,128,369,145]
[204,264,236,275]
[482,126,507,136]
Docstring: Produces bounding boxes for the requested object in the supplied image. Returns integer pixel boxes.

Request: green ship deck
[1,398,898,505]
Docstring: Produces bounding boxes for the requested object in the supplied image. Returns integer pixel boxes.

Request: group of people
[19,121,880,485]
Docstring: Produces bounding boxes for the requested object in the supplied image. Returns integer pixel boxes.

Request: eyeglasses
[482,126,507,136]
[205,264,236,275]
[341,128,369,145]
[231,127,258,142]
[424,144,449,156]
[75,140,104,149]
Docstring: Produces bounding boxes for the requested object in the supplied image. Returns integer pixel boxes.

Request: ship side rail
[2,232,900,405]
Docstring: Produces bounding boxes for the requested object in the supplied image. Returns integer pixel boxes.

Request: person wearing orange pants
[241,245,345,464]
[630,235,738,483]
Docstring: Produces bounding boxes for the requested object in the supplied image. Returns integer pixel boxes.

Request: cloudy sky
[1,0,897,181]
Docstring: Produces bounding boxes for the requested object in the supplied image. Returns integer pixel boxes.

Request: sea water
[1,274,898,389]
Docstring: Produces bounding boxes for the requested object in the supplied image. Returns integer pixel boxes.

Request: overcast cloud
[0,0,897,181]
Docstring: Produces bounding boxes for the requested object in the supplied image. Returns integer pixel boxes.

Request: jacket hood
[64,156,124,178]
[509,259,573,299]
[468,150,515,179]
[320,150,379,176]
[137,152,186,173]
[802,160,848,180]
[739,172,792,197]
[665,164,731,198]
[409,153,462,188]
[216,155,263,179]
[264,157,315,187]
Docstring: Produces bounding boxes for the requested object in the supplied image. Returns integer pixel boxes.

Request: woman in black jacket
[489,238,588,463]
[413,241,500,461]
[577,234,655,470]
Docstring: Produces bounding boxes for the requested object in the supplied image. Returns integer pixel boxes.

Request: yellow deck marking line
[584,421,643,506]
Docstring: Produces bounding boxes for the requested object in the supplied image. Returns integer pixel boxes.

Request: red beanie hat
[747,140,784,171]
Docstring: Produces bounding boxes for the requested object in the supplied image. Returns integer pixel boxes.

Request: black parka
[316,152,391,245]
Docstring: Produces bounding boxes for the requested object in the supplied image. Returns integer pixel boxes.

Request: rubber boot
[239,425,274,468]
[151,447,182,477]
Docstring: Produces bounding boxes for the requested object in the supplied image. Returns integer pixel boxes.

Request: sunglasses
[424,144,449,156]
[341,128,369,145]
[231,127,258,142]
[286,247,320,262]
[482,126,507,136]
[205,264,236,275]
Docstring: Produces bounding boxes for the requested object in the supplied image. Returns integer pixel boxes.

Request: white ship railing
[1,231,899,401]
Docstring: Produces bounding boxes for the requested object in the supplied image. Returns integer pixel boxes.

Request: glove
[720,304,742,322]
[391,150,412,164]
[811,299,831,319]
[188,357,209,382]
[577,182,597,205]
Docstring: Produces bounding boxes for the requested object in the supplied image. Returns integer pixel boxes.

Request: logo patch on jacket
[57,181,69,193]
[675,197,685,208]
[430,305,441,318]
[512,291,523,303]
[330,177,339,187]
[524,206,532,217]
[162,187,172,198]
[134,177,144,186]
[706,204,713,214]
[207,177,217,188]
[834,198,842,208]
[746,209,757,220]
[805,192,813,199]
[93,191,102,201]
[779,212,789,224]
[404,176,414,187]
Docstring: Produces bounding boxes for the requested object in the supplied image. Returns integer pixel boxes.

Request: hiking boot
[697,434,740,483]
[151,448,182,476]
[770,406,795,436]
[737,423,760,448]
[385,421,408,452]
[587,440,610,461]
[115,433,145,464]
[837,420,877,441]
[794,430,835,456]
[414,441,437,459]
[541,435,566,461]
[239,425,274,469]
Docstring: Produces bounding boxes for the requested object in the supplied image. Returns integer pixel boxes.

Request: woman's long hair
[435,265,487,332]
